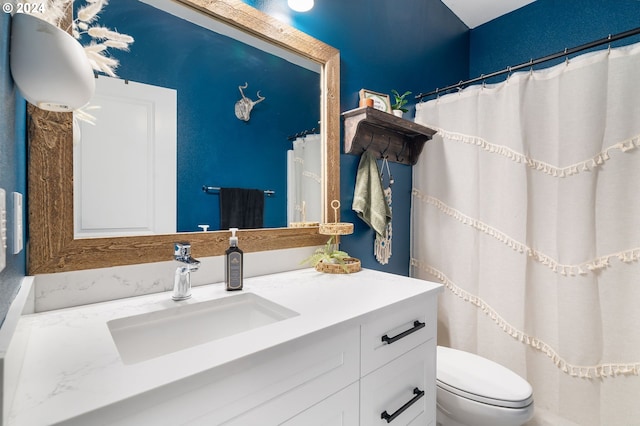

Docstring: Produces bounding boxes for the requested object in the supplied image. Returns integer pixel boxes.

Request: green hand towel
[352,150,391,236]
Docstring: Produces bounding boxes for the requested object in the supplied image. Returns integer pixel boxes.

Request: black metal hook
[380,137,392,159]
[396,140,408,163]
[364,133,375,151]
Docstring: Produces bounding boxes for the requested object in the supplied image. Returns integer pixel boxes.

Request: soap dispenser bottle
[225,228,243,291]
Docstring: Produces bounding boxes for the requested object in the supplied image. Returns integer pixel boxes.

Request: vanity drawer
[360,341,436,426]
[361,294,436,376]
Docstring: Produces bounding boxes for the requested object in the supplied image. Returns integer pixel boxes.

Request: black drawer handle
[380,387,425,423]
[381,320,425,345]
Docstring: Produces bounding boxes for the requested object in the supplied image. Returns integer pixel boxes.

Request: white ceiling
[442,0,537,29]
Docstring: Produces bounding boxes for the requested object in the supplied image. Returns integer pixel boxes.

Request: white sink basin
[107,292,299,364]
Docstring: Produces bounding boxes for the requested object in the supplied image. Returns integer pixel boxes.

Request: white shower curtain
[287,133,322,224]
[412,42,640,425]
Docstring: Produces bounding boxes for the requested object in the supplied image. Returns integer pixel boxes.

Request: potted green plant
[301,236,361,273]
[391,89,412,117]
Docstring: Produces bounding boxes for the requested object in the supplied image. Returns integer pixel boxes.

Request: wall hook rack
[341,107,436,166]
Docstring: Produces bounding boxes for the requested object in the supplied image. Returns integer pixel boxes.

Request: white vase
[392,109,404,118]
[10,13,95,111]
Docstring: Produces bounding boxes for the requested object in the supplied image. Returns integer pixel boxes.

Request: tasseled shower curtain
[287,133,322,224]
[412,42,640,425]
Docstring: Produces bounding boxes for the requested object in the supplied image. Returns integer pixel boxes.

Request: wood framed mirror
[27,0,340,274]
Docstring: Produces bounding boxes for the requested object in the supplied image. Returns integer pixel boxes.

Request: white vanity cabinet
[66,323,361,426]
[237,292,438,426]
[99,295,437,426]
[359,293,437,426]
[7,269,442,426]
[240,292,438,426]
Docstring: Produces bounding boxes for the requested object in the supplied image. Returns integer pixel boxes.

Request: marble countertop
[8,268,441,426]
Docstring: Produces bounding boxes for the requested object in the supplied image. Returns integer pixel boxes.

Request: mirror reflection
[27,0,340,274]
[73,0,322,238]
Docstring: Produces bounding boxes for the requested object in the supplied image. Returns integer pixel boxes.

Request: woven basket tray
[314,257,361,274]
[319,200,354,236]
[319,222,354,235]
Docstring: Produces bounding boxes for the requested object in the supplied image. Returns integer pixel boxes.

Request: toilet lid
[437,346,533,409]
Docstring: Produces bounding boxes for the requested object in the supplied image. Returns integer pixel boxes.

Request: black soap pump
[225,227,243,291]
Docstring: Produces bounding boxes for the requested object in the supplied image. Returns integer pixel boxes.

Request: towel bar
[202,186,275,197]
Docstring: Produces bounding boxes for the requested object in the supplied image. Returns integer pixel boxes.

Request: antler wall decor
[234,82,265,121]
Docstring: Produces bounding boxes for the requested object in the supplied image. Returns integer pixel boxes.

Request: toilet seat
[437,346,533,409]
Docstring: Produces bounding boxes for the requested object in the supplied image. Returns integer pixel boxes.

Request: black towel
[219,187,265,229]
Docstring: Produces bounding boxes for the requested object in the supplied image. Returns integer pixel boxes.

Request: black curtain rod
[416,26,640,100]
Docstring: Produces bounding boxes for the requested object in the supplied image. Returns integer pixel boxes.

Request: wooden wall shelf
[342,107,436,165]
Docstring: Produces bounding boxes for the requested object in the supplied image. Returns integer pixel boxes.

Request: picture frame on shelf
[359,89,392,113]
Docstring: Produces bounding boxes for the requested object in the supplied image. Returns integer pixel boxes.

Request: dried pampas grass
[74,0,134,77]
[15,0,134,78]
[87,26,134,47]
[76,0,103,23]
[74,105,100,126]
[84,42,119,77]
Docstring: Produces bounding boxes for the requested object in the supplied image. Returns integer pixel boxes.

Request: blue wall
[246,0,470,276]
[0,14,27,327]
[470,0,640,81]
[95,0,320,232]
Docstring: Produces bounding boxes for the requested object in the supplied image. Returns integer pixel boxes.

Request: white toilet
[436,346,535,426]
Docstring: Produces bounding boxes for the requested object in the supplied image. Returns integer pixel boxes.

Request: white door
[74,76,177,238]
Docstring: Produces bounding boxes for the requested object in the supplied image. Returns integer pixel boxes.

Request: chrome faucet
[172,242,200,301]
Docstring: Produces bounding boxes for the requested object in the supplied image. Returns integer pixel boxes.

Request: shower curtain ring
[607,34,612,54]
[564,48,569,66]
